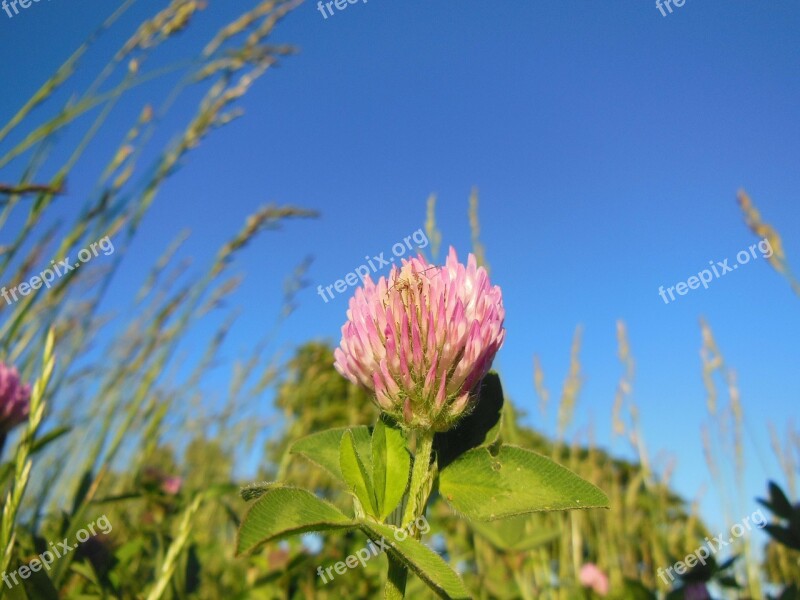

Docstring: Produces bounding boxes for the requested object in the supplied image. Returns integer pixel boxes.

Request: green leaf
[359,521,471,599]
[340,430,378,516]
[16,565,61,600]
[765,524,800,551]
[468,515,560,552]
[372,418,411,520]
[236,487,355,555]
[439,445,609,520]
[768,481,794,520]
[31,426,71,454]
[435,372,503,470]
[70,561,101,585]
[114,538,147,566]
[0,427,73,485]
[6,581,30,600]
[240,481,283,502]
[290,426,372,484]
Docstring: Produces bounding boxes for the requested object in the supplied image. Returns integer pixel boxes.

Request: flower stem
[402,430,435,527]
[384,430,435,599]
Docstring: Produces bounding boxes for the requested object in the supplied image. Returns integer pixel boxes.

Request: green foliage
[434,372,503,471]
[440,445,609,521]
[371,419,411,521]
[759,481,800,551]
[664,556,740,600]
[237,487,355,556]
[340,430,379,517]
[290,426,373,486]
[360,521,470,600]
[246,359,608,598]
[759,481,800,596]
[0,2,310,596]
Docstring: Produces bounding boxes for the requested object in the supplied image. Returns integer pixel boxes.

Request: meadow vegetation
[0,1,797,598]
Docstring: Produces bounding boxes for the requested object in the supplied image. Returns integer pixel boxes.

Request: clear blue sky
[1,0,799,544]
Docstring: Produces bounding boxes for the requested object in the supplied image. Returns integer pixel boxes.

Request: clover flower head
[334,247,505,431]
[0,362,31,434]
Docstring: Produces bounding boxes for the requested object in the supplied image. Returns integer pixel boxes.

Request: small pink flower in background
[161,476,183,496]
[684,583,711,600]
[579,563,609,596]
[142,467,182,496]
[334,247,505,431]
[0,362,31,434]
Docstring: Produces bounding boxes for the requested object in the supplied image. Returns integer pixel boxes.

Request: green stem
[384,430,435,599]
[402,430,435,527]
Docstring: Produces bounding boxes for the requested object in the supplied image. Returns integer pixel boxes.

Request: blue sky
[1,0,799,544]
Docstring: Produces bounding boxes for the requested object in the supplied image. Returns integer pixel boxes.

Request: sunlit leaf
[236,487,355,555]
[440,445,609,520]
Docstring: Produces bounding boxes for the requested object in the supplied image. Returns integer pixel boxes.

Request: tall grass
[1,1,315,597]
